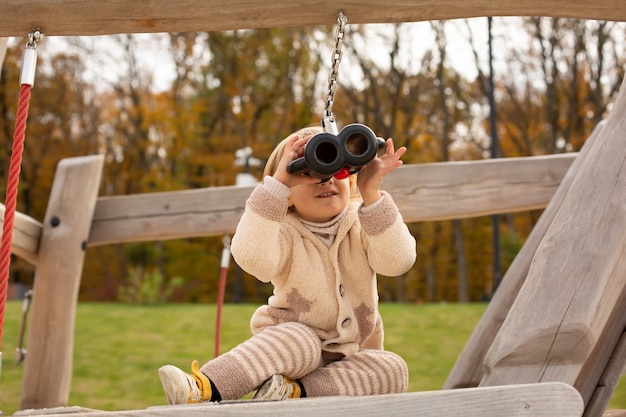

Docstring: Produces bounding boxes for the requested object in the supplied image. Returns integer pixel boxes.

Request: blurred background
[1,17,624,305]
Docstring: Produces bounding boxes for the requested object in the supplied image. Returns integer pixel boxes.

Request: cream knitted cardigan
[230,182,417,357]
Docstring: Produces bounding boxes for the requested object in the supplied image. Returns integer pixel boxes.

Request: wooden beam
[20,155,104,410]
[479,78,626,406]
[0,0,624,37]
[14,382,584,417]
[443,122,603,390]
[385,154,574,222]
[87,154,574,246]
[0,204,43,265]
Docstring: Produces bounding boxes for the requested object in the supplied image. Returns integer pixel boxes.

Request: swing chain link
[324,11,348,119]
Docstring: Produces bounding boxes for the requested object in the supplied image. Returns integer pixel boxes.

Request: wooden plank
[0,204,43,265]
[20,155,104,410]
[87,154,574,246]
[88,185,252,246]
[13,382,583,417]
[385,154,574,221]
[0,0,625,37]
[584,332,626,417]
[443,123,603,389]
[479,78,626,407]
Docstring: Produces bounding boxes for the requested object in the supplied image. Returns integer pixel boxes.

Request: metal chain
[324,11,348,119]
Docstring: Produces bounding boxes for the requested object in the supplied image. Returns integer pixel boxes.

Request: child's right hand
[273,134,322,188]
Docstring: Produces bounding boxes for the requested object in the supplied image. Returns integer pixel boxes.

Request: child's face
[289,176,351,223]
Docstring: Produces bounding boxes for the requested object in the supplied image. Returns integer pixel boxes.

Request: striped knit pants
[200,321,408,400]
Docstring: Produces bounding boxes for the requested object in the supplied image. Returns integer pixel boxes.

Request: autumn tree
[0,39,104,291]
[336,22,486,302]
[154,27,329,302]
[475,18,625,159]
[466,17,625,297]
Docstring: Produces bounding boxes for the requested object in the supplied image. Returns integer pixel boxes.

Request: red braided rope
[0,84,32,348]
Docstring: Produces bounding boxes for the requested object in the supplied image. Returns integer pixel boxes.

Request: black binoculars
[287,124,385,180]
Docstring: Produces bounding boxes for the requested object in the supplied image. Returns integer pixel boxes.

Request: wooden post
[479,78,626,406]
[444,122,603,389]
[0,37,7,78]
[584,332,626,417]
[19,155,103,410]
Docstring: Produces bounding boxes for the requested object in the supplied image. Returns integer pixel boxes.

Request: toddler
[158,126,416,403]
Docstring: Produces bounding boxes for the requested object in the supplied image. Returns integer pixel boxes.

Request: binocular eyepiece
[287,124,385,181]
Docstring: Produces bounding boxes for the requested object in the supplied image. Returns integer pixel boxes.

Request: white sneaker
[253,374,301,400]
[158,360,213,404]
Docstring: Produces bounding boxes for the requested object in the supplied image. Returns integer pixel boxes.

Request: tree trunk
[453,219,469,302]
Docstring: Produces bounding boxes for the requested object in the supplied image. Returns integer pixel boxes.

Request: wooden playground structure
[1,1,626,416]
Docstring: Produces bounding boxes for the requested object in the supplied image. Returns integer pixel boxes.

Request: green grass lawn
[1,301,625,414]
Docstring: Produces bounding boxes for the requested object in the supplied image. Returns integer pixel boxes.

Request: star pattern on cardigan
[286,287,314,319]
[355,303,375,341]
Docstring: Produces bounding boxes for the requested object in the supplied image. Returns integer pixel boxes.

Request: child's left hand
[356,138,406,206]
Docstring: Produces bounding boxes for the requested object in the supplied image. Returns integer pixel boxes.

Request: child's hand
[273,134,322,188]
[356,138,406,206]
